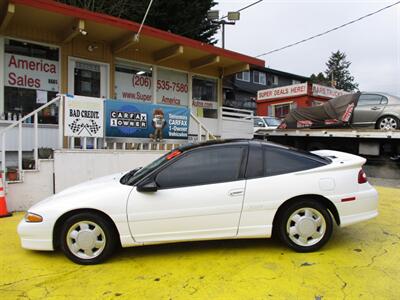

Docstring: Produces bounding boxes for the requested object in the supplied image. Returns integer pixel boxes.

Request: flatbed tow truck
[255,128,400,156]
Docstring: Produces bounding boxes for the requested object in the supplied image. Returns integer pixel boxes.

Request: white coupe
[18,140,378,264]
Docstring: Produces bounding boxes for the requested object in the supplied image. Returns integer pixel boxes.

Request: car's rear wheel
[277,200,333,252]
[60,212,117,264]
[376,116,399,130]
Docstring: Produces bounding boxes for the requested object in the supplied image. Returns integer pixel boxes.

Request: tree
[324,50,358,92]
[58,0,219,44]
[310,72,330,87]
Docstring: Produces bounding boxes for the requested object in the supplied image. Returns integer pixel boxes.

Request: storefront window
[274,103,290,118]
[156,68,188,106]
[192,76,218,119]
[4,39,59,124]
[115,62,152,102]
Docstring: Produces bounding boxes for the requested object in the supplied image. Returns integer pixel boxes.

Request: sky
[214,0,400,96]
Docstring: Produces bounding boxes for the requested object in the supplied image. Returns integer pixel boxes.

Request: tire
[277,200,333,252]
[60,212,117,265]
[376,116,399,130]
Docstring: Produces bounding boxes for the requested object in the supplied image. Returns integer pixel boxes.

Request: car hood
[56,172,126,198]
[28,172,131,213]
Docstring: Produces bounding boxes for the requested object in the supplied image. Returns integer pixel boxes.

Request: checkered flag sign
[68,118,84,133]
[87,120,101,135]
[68,119,102,136]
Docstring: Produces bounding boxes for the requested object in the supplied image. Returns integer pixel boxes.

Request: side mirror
[137,180,158,192]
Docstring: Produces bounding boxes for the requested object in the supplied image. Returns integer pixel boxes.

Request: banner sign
[115,69,153,103]
[157,68,189,106]
[192,99,218,109]
[64,95,104,138]
[257,83,308,101]
[311,84,349,98]
[105,100,190,140]
[5,53,59,92]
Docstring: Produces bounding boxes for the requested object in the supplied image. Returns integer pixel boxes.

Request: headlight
[24,212,43,223]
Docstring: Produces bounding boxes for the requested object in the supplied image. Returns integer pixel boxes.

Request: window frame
[357,93,388,106]
[261,145,329,177]
[253,71,266,85]
[236,71,250,82]
[146,143,249,190]
[2,37,61,122]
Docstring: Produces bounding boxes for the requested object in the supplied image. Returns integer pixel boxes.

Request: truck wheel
[60,212,117,264]
[376,116,399,130]
[277,200,333,252]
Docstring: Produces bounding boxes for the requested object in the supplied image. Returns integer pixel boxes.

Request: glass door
[68,58,108,98]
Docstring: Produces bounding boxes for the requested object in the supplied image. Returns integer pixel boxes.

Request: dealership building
[0,0,264,138]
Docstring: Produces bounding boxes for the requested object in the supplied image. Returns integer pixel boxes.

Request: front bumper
[17,219,54,251]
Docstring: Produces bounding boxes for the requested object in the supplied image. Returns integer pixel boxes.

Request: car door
[352,94,388,126]
[127,144,248,243]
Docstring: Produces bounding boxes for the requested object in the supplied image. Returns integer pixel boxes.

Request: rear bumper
[332,186,379,227]
[17,219,54,251]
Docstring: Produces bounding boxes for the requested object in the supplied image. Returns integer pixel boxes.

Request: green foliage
[324,50,359,92]
[310,72,330,86]
[58,0,219,44]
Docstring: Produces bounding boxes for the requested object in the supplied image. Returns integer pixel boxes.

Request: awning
[1,0,265,77]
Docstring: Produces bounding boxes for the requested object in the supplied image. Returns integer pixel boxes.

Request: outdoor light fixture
[207,10,220,20]
[79,28,88,36]
[227,11,240,21]
[136,71,146,75]
[207,10,240,49]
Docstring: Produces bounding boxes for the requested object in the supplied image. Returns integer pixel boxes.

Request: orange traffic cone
[0,173,12,218]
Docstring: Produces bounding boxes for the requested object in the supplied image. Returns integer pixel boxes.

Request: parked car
[254,116,282,133]
[352,92,400,130]
[18,140,378,264]
[280,92,400,130]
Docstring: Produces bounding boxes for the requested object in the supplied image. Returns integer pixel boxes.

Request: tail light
[358,169,368,184]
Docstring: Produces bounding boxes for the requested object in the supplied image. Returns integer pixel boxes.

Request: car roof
[178,139,287,152]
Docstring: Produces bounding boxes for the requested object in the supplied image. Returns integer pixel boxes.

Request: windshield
[264,117,281,126]
[120,152,171,186]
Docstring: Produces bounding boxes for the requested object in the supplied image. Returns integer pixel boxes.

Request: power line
[256,1,400,57]
[220,0,264,20]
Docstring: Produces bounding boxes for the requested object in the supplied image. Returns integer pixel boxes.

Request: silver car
[352,92,400,130]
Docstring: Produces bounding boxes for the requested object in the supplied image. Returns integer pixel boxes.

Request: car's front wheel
[277,200,333,252]
[376,116,399,130]
[60,212,117,264]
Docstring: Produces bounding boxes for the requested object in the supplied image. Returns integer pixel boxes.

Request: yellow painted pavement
[0,186,399,299]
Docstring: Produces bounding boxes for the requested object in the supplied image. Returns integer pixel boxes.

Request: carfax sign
[104,100,190,140]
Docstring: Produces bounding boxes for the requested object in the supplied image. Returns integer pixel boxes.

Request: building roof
[2,0,264,77]
[253,66,309,81]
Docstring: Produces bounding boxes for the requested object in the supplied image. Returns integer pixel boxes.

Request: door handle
[228,190,244,197]
[371,107,381,110]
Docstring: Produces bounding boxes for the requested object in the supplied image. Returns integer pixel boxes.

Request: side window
[358,94,383,106]
[156,146,246,189]
[263,146,325,176]
[254,118,265,127]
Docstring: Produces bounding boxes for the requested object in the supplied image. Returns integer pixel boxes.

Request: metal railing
[0,95,64,180]
[220,106,254,120]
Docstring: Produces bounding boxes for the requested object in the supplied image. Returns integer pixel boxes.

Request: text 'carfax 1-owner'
[64,95,104,138]
[104,100,190,141]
